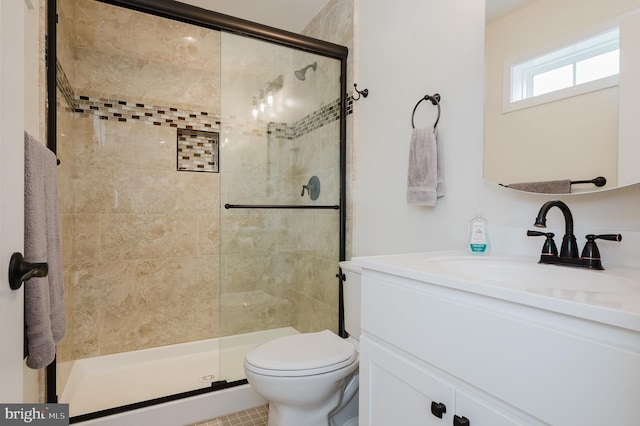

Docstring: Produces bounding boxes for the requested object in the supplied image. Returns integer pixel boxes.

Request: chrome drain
[199,374,216,383]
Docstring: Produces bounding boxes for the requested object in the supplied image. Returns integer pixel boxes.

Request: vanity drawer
[359,335,455,425]
[361,274,640,425]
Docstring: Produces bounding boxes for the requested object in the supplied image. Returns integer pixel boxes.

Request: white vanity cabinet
[357,262,640,426]
[360,335,523,426]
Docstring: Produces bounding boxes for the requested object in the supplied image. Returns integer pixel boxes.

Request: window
[506,27,619,111]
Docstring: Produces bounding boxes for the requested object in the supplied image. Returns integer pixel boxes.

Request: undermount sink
[420,254,638,294]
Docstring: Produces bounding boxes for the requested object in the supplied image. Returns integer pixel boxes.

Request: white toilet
[244,261,361,426]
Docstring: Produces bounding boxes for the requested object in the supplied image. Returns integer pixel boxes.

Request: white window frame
[503,27,620,113]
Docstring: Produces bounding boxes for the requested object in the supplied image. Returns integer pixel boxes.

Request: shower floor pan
[59,327,298,418]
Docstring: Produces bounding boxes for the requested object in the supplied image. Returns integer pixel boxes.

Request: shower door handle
[8,252,48,290]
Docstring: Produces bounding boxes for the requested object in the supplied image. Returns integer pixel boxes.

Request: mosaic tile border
[56,59,76,111]
[72,95,222,133]
[56,59,353,154]
[268,97,346,140]
[71,93,350,140]
[293,97,342,138]
[57,63,353,140]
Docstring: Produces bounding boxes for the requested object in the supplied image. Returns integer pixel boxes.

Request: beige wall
[484,0,639,188]
[618,10,640,186]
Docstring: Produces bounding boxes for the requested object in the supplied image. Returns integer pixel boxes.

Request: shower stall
[51,0,347,420]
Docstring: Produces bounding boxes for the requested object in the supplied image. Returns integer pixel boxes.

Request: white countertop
[353,250,640,332]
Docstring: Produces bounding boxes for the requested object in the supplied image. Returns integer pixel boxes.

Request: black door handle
[431,401,447,418]
[8,252,48,290]
[453,414,470,425]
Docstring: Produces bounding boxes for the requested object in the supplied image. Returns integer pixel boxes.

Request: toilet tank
[339,261,361,339]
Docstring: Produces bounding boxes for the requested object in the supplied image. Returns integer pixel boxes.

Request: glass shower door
[54,0,223,416]
[218,32,343,382]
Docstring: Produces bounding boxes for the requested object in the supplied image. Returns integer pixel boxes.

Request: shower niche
[177,129,219,173]
[52,0,347,420]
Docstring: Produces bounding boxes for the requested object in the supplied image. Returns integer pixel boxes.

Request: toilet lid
[245,330,357,377]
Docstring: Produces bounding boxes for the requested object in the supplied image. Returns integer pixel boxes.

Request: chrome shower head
[295,62,317,81]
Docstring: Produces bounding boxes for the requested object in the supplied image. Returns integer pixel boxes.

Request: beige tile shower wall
[219,118,341,336]
[219,123,294,336]
[70,0,220,113]
[217,37,344,335]
[57,0,77,89]
[56,0,352,352]
[291,123,341,334]
[220,209,339,336]
[303,0,354,50]
[272,120,340,334]
[284,0,354,334]
[56,108,76,392]
[303,0,355,261]
[57,115,220,359]
[54,0,223,360]
[219,32,295,337]
[291,212,340,334]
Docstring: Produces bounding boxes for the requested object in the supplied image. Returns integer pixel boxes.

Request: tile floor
[188,405,268,426]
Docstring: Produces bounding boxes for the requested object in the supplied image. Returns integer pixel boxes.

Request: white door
[0,0,26,402]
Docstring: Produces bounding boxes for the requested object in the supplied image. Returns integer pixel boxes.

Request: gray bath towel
[508,179,571,194]
[24,132,66,369]
[407,126,444,205]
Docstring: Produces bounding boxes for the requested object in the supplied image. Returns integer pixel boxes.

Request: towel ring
[411,93,441,129]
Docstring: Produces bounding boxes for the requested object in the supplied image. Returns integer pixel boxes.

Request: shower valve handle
[300,176,320,200]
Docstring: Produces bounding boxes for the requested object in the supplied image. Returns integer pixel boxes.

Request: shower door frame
[46,0,349,416]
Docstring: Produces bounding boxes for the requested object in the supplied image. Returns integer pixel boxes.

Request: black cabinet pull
[431,401,447,418]
[453,414,470,426]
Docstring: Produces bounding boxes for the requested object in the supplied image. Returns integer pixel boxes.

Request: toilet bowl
[244,261,362,426]
[244,330,358,426]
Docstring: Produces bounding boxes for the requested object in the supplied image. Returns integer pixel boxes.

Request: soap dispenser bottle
[469,205,490,255]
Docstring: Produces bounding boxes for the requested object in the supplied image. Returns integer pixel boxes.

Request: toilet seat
[244,330,357,377]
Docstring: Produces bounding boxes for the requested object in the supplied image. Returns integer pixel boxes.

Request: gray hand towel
[407,126,445,205]
[507,179,571,194]
[24,131,66,369]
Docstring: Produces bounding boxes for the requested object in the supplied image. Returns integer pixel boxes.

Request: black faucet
[527,200,622,270]
[533,200,580,259]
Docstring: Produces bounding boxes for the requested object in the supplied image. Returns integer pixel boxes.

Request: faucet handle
[581,235,601,261]
[580,234,622,270]
[527,230,558,257]
[589,233,622,242]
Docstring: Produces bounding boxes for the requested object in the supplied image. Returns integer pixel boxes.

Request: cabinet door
[360,336,455,425]
[456,389,527,426]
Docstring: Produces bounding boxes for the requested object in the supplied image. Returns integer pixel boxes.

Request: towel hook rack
[411,93,441,129]
[352,83,368,101]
